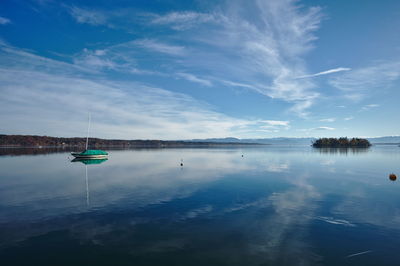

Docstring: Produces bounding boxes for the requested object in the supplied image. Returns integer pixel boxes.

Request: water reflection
[313,147,370,155]
[71,158,108,207]
[0,146,400,265]
[0,147,73,156]
[71,158,108,165]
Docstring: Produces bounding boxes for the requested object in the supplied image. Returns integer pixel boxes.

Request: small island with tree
[312,137,371,148]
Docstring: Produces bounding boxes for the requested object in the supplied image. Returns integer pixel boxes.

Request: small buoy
[180,159,183,167]
[389,173,397,181]
[241,154,244,157]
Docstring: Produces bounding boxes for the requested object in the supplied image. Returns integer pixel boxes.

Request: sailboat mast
[86,113,91,150]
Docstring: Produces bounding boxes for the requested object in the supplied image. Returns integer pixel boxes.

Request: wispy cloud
[0,42,279,139]
[73,48,117,70]
[315,126,335,131]
[259,120,291,131]
[68,6,109,26]
[361,104,379,111]
[329,61,400,101]
[218,79,255,90]
[151,11,217,30]
[133,39,186,56]
[319,118,336,122]
[263,120,290,127]
[0,16,11,25]
[344,116,354,121]
[176,73,212,86]
[62,0,324,117]
[297,126,335,132]
[141,1,324,117]
[71,43,169,77]
[297,67,351,78]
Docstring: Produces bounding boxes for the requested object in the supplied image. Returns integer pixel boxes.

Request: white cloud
[151,11,217,30]
[297,126,335,132]
[68,6,108,26]
[73,48,117,70]
[263,120,290,127]
[329,61,400,101]
[315,126,335,131]
[62,0,325,118]
[218,79,255,90]
[64,0,326,117]
[344,116,354,121]
[361,104,380,111]
[297,67,351,78]
[0,42,279,139]
[319,118,335,122]
[141,0,324,117]
[133,39,186,56]
[0,16,11,25]
[176,73,212,86]
[71,43,167,77]
[259,120,290,131]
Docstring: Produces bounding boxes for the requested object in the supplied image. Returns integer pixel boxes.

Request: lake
[0,146,399,265]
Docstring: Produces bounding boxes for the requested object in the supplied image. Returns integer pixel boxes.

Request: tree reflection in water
[314,147,370,155]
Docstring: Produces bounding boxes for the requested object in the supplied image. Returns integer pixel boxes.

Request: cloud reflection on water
[1,146,400,265]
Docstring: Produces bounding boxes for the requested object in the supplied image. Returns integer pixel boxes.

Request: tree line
[312,137,371,148]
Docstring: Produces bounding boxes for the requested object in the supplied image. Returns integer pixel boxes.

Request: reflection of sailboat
[71,158,108,165]
[71,158,108,207]
[71,114,108,159]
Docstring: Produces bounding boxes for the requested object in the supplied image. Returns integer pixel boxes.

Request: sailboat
[71,114,109,159]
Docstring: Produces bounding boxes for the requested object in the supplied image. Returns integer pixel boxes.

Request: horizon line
[1,133,400,141]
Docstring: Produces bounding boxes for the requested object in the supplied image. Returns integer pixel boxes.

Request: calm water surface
[1,146,400,265]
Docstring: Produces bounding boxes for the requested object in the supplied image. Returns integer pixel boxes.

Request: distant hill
[188,136,400,145]
[189,137,316,145]
[367,136,400,144]
[0,134,262,148]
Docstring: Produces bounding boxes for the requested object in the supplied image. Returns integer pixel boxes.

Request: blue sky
[0,0,399,139]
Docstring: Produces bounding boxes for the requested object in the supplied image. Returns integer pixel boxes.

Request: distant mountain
[188,137,316,145]
[188,136,400,145]
[367,136,400,144]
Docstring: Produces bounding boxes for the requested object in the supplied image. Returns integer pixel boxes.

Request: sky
[0,0,399,139]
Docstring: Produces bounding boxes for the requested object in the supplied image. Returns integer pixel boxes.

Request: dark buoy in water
[241,154,244,157]
[389,173,397,181]
[180,159,183,167]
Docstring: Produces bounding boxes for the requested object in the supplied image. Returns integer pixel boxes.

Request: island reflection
[313,147,370,154]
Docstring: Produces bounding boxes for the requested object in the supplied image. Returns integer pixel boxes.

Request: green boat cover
[79,149,108,155]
